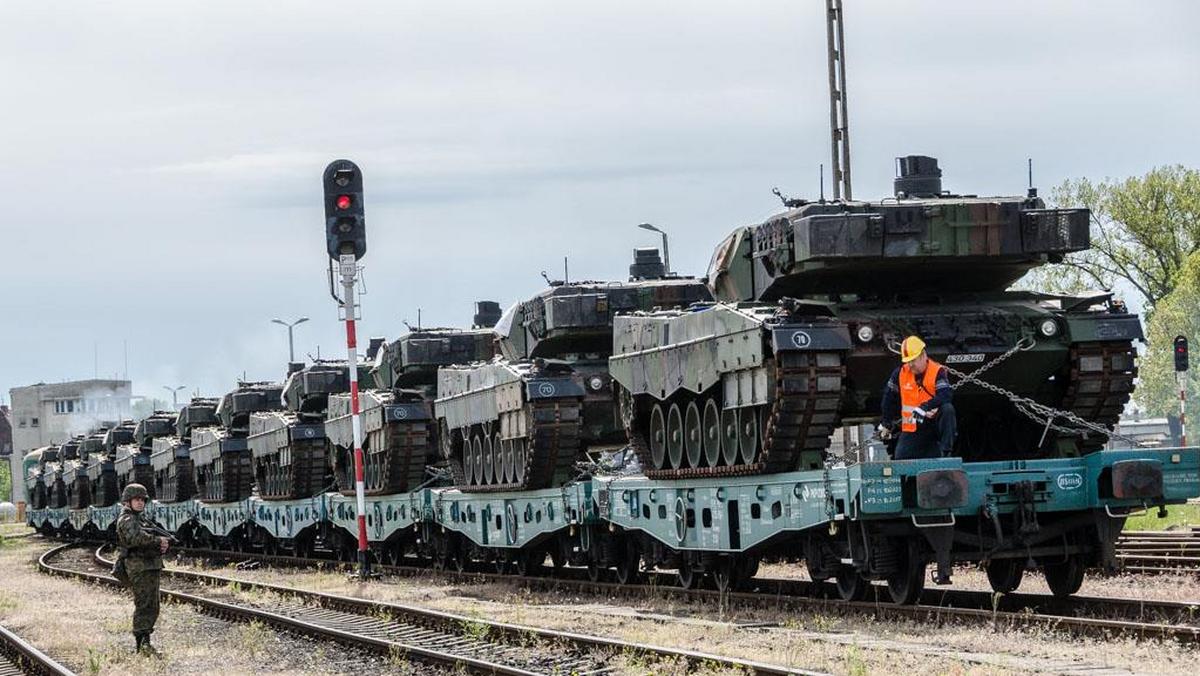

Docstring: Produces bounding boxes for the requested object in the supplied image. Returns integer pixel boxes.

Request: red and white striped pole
[339,253,370,577]
[1178,372,1188,447]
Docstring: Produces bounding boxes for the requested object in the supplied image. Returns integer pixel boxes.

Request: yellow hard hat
[900,336,926,363]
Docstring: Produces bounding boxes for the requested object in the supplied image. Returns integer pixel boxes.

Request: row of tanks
[26,156,1140,514]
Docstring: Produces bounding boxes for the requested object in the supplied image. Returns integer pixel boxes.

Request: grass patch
[1125,503,1200,531]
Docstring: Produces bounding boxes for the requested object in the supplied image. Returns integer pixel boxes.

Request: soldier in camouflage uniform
[116,483,169,655]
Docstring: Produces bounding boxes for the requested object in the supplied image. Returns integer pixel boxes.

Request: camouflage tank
[611,156,1141,477]
[29,446,62,509]
[326,303,499,495]
[191,382,283,502]
[24,447,50,510]
[112,411,177,499]
[107,419,146,497]
[437,251,711,491]
[83,429,119,507]
[59,436,92,509]
[150,398,218,502]
[247,362,352,500]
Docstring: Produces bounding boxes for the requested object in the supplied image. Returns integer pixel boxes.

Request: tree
[1135,251,1200,429]
[1031,165,1200,314]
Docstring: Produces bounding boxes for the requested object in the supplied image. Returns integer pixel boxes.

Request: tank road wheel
[513,439,527,484]
[985,559,1025,594]
[482,434,495,486]
[1043,556,1086,597]
[676,560,699,590]
[702,398,721,467]
[738,408,759,465]
[721,408,739,466]
[667,403,685,470]
[650,404,668,470]
[835,566,869,602]
[886,539,927,605]
[461,438,476,486]
[684,401,703,469]
[498,436,511,485]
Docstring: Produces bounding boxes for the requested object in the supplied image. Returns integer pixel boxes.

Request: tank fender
[1061,313,1144,342]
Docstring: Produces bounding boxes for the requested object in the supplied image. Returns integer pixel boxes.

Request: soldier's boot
[133,633,143,653]
[136,632,162,658]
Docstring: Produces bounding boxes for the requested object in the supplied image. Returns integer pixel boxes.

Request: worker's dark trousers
[895,403,956,460]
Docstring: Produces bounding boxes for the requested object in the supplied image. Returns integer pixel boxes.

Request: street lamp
[162,385,186,411]
[271,316,309,363]
[637,223,670,275]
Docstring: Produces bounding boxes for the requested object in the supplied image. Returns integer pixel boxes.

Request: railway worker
[877,336,957,459]
[116,483,169,656]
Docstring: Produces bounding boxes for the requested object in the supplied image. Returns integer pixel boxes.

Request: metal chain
[940,339,1144,447]
[836,335,1142,461]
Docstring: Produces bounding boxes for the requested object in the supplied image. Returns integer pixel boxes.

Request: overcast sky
[1,0,1197,405]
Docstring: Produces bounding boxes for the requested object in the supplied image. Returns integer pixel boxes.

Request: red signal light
[336,194,352,210]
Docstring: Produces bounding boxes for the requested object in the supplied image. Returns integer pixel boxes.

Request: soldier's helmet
[121,483,149,503]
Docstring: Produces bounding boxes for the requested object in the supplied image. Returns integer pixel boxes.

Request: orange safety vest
[899,360,943,433]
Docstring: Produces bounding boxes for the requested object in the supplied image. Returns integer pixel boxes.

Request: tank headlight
[856,324,875,343]
[1038,319,1059,337]
[588,376,605,391]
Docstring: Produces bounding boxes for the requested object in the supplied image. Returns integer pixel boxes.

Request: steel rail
[0,622,75,676]
[173,545,1200,644]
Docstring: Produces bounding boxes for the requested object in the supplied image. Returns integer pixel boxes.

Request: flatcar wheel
[702,398,721,467]
[451,540,468,573]
[649,404,667,469]
[1043,556,1085,597]
[684,401,703,469]
[387,542,404,566]
[834,566,869,602]
[721,407,739,466]
[667,403,685,470]
[712,556,737,593]
[614,539,640,585]
[886,540,926,605]
[985,558,1025,594]
[515,549,544,577]
[738,408,759,465]
[493,554,509,575]
[586,560,604,583]
[676,560,699,590]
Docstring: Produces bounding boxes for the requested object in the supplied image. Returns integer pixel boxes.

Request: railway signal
[323,159,371,578]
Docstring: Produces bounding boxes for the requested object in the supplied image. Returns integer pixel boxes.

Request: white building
[7,379,132,507]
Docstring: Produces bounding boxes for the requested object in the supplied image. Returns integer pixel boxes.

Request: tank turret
[708,156,1091,301]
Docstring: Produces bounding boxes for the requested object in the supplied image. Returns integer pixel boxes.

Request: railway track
[40,543,817,676]
[168,544,1200,645]
[1115,528,1200,573]
[0,622,74,676]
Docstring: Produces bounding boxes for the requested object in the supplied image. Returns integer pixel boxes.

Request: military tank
[326,303,498,496]
[151,398,218,502]
[247,362,352,500]
[59,436,92,509]
[24,447,50,510]
[191,382,283,502]
[107,419,147,496]
[30,445,63,509]
[437,250,712,491]
[611,156,1141,478]
[83,429,119,507]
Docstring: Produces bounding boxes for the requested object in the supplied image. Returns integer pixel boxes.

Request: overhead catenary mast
[825,0,852,200]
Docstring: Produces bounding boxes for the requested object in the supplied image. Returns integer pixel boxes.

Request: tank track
[625,349,845,478]
[1060,340,1137,452]
[198,452,253,503]
[254,439,329,501]
[91,472,119,507]
[450,399,583,492]
[157,459,195,503]
[337,421,431,497]
[126,465,155,499]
